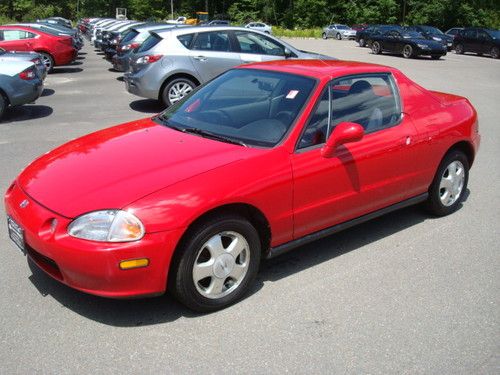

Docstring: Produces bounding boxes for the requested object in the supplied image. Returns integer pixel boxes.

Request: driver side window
[234,31,285,56]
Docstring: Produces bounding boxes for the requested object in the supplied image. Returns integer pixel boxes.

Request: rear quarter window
[177,33,194,49]
[137,33,161,52]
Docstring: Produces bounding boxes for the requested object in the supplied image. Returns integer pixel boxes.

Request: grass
[272,27,323,38]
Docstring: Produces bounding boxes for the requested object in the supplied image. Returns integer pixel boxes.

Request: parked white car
[322,24,356,40]
[245,22,272,34]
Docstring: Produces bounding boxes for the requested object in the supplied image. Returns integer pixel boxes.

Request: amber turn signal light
[119,258,149,270]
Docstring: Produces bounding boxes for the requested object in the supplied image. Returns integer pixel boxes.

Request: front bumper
[4,182,184,298]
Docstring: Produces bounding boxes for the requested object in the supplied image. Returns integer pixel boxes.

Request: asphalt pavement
[0,39,498,374]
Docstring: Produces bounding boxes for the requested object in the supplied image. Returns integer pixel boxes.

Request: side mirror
[321,122,364,158]
[284,48,293,58]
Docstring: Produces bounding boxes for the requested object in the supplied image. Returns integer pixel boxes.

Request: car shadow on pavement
[259,206,432,283]
[0,105,53,123]
[41,88,55,97]
[50,67,83,74]
[129,99,164,114]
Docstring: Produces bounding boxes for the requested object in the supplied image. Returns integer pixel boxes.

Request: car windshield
[486,29,500,39]
[403,31,424,39]
[156,69,316,147]
[420,26,443,35]
[337,25,349,29]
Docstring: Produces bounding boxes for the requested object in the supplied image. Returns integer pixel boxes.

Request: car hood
[407,38,444,48]
[17,118,255,218]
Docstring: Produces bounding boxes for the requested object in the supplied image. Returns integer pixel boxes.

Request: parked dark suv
[453,27,499,59]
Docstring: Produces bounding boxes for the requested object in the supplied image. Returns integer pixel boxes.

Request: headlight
[432,37,441,41]
[68,210,145,242]
[417,44,430,49]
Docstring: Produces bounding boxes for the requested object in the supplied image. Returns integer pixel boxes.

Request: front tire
[455,43,464,54]
[403,44,414,58]
[371,41,381,54]
[431,55,441,60]
[426,150,469,216]
[161,77,196,107]
[359,38,366,47]
[336,33,342,40]
[170,215,261,312]
[322,32,327,40]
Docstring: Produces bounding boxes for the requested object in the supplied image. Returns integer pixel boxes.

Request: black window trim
[294,72,403,154]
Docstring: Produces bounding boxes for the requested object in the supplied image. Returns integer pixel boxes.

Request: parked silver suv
[124,26,334,106]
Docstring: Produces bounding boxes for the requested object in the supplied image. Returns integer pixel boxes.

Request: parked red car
[0,25,76,72]
[5,60,480,311]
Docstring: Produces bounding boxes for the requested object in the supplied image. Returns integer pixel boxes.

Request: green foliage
[0,0,498,31]
[272,27,323,38]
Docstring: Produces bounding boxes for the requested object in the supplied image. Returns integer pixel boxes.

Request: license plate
[7,216,26,255]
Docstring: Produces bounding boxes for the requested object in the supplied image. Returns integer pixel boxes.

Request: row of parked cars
[325,23,499,60]
[81,17,333,107]
[0,17,83,120]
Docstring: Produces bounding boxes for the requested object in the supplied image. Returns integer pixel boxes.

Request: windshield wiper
[155,116,246,147]
[182,127,247,147]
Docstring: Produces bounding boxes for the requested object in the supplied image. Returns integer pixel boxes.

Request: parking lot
[0,38,499,374]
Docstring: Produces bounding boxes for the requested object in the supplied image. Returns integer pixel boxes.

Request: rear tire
[431,55,441,60]
[322,32,327,40]
[359,38,366,47]
[169,215,261,312]
[426,150,469,216]
[39,52,54,73]
[0,95,6,120]
[491,47,499,59]
[403,44,414,58]
[371,41,381,54]
[455,44,464,54]
[161,77,196,107]
[336,33,342,40]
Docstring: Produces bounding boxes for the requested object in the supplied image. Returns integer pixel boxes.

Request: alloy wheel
[192,231,250,299]
[41,54,53,71]
[439,160,465,207]
[403,45,413,58]
[168,82,193,104]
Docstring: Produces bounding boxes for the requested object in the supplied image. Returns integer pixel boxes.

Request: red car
[4,60,480,311]
[0,25,76,72]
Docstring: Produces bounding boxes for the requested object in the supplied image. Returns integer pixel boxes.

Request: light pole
[170,0,174,20]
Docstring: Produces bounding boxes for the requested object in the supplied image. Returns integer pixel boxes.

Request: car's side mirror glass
[284,48,292,58]
[321,122,364,158]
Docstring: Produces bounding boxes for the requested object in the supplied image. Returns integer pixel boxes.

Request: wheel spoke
[440,175,453,191]
[228,264,246,281]
[193,261,213,283]
[208,277,225,295]
[226,236,246,258]
[205,235,226,258]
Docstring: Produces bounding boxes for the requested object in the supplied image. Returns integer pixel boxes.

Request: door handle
[193,56,207,61]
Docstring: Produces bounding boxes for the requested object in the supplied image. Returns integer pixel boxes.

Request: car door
[188,30,241,83]
[0,29,37,52]
[233,30,287,64]
[463,29,477,51]
[476,30,492,54]
[291,73,420,238]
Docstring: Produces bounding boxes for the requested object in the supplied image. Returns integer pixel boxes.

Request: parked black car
[371,30,447,59]
[356,25,402,47]
[405,25,453,50]
[453,27,500,59]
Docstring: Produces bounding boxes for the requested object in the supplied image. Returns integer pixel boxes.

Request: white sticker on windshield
[286,90,299,99]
